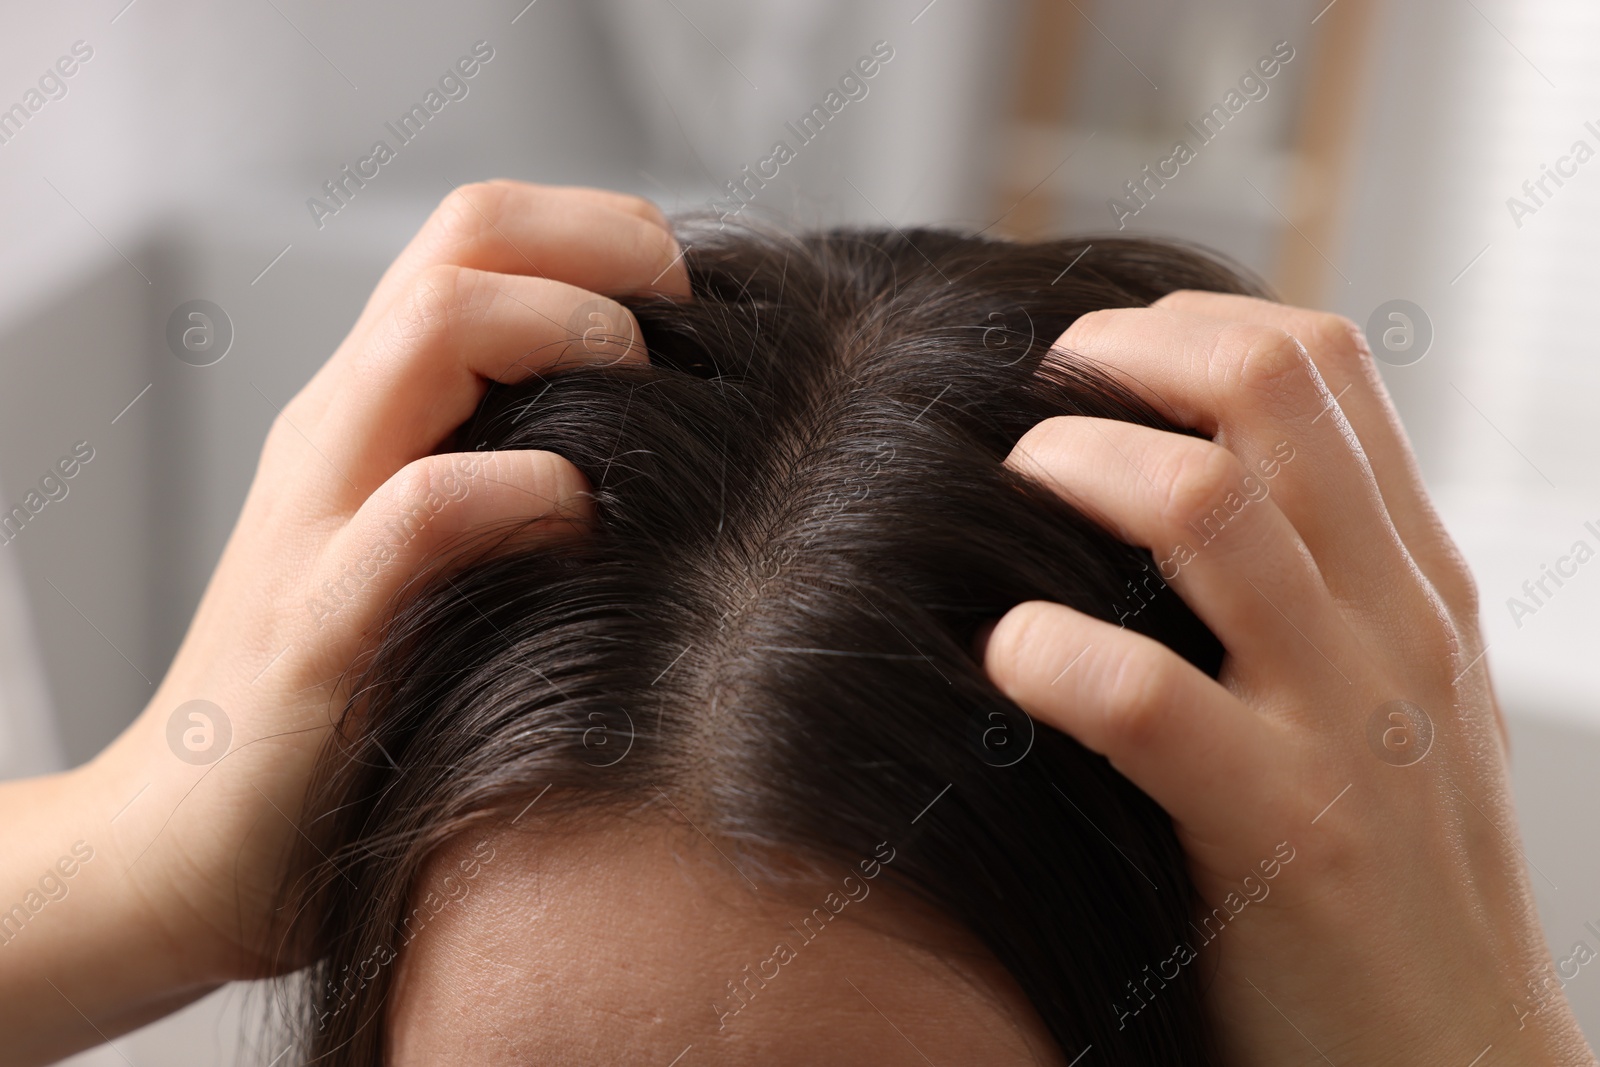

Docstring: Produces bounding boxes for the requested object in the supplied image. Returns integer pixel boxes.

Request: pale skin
[386,821,1064,1065]
[0,180,1587,1064]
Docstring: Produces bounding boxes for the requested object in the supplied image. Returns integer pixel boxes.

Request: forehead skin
[386,817,1065,1065]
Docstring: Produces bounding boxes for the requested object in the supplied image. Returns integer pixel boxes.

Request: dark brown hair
[276,222,1265,1064]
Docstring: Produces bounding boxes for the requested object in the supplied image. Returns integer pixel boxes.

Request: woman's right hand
[982,293,1595,1066]
[0,181,688,1067]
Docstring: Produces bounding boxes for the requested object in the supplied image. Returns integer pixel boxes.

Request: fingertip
[480,448,595,523]
[532,449,597,525]
[645,232,692,301]
[982,599,1071,694]
[637,198,673,234]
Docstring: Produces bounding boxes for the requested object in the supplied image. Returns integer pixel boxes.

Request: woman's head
[280,223,1263,1064]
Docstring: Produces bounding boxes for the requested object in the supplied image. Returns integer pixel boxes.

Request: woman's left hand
[983,292,1593,1066]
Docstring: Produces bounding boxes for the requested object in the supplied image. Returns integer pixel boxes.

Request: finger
[306,450,592,648]
[984,598,1276,851]
[1008,416,1342,674]
[560,185,674,231]
[1152,290,1478,614]
[1050,307,1415,610]
[295,266,644,494]
[356,182,689,335]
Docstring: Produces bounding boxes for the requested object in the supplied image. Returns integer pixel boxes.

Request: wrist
[102,678,333,984]
[83,705,255,984]
[1492,985,1597,1067]
[1394,953,1598,1067]
[0,747,222,1063]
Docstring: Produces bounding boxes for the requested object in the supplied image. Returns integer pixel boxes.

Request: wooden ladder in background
[992,0,1378,307]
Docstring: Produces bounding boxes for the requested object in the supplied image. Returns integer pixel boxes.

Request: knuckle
[1393,504,1483,624]
[1431,531,1481,617]
[393,263,468,348]
[1433,547,1478,630]
[433,180,510,244]
[261,393,322,465]
[263,410,300,458]
[1101,649,1173,751]
[1304,312,1372,370]
[1444,558,1481,620]
[1418,592,1459,650]
[1216,323,1313,402]
[1392,586,1469,692]
[379,459,476,537]
[1155,441,1246,534]
[384,460,441,515]
[1288,803,1355,880]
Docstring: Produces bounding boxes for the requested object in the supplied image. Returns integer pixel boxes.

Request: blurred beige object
[1273,0,1379,303]
[990,0,1080,237]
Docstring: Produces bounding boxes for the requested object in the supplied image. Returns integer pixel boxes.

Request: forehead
[386,819,1061,1065]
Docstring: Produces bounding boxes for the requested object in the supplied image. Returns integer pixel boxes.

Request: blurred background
[1,0,1596,1060]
